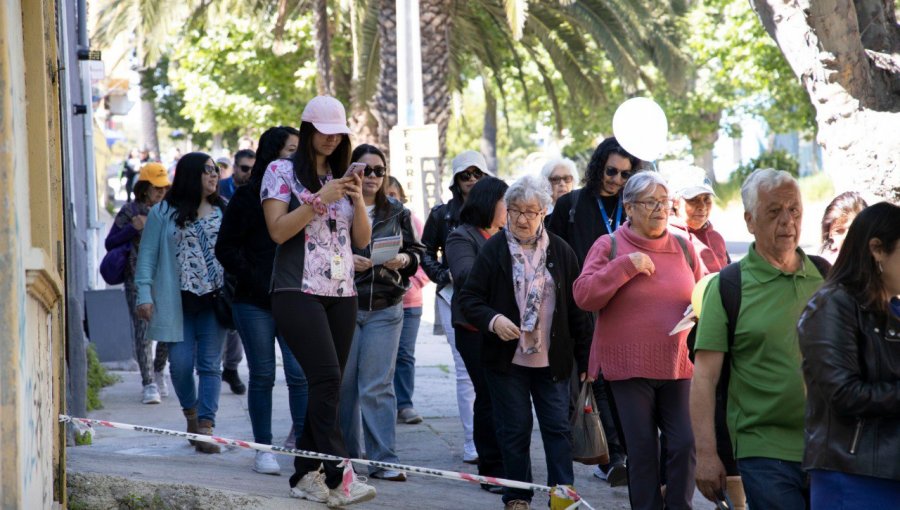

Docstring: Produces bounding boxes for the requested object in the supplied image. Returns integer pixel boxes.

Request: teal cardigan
[135,201,185,343]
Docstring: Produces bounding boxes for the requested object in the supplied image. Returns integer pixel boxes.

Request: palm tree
[92,0,201,157]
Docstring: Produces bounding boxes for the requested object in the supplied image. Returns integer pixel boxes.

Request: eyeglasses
[364,165,387,177]
[633,199,669,212]
[508,208,543,221]
[203,164,219,176]
[458,169,485,182]
[549,175,574,185]
[237,164,252,173]
[605,167,634,180]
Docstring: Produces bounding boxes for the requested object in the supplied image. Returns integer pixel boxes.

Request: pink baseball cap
[301,95,351,135]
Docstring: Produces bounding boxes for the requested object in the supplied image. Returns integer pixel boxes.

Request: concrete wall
[1,0,70,507]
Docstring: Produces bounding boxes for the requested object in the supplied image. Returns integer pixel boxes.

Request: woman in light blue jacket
[135,152,227,454]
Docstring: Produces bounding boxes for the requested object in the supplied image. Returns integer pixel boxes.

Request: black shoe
[480,483,504,494]
[606,463,628,487]
[222,368,246,395]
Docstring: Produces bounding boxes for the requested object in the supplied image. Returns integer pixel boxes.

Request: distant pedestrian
[819,191,867,264]
[106,162,170,404]
[386,176,430,426]
[262,96,375,506]
[799,201,900,509]
[135,152,228,454]
[574,172,702,510]
[216,128,306,476]
[421,150,491,464]
[540,157,578,215]
[339,144,424,482]
[446,176,509,492]
[459,175,592,510]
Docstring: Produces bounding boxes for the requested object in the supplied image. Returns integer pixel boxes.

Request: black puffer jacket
[798,285,900,481]
[353,198,425,311]
[420,197,462,288]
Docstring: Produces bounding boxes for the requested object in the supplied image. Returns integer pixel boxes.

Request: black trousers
[273,291,357,489]
[454,326,505,478]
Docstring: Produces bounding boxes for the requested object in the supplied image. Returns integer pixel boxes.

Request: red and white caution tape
[60,415,595,509]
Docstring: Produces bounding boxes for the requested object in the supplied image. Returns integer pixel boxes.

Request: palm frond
[504,0,528,41]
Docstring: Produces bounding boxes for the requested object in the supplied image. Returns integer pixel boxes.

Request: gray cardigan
[445,223,491,328]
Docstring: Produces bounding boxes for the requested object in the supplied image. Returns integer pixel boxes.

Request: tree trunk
[419,0,452,175]
[481,86,498,174]
[689,110,721,183]
[371,0,398,152]
[750,0,900,201]
[138,68,160,158]
[313,0,333,95]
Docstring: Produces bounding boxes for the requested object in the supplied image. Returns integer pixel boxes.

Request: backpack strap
[672,234,694,271]
[568,188,581,224]
[718,261,742,350]
[807,254,832,279]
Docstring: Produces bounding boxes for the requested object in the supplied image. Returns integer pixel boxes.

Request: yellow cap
[138,162,171,187]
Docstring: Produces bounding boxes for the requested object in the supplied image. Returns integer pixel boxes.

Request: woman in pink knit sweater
[574,172,701,510]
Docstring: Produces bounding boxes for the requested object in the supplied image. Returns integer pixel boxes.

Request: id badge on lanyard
[328,212,345,281]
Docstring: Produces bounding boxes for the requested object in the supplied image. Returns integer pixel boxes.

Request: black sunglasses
[458,169,485,182]
[364,165,387,177]
[604,166,634,180]
[202,164,219,176]
[237,164,252,173]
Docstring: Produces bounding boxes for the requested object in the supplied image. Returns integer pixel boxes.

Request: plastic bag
[570,381,609,465]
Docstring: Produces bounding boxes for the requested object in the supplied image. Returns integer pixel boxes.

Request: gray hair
[540,157,579,182]
[505,174,553,210]
[741,168,799,218]
[622,171,668,204]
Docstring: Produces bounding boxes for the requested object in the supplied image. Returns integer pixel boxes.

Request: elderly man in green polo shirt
[691,168,826,510]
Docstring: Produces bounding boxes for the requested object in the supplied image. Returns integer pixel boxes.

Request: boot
[195,419,221,454]
[726,476,746,510]
[222,368,246,395]
[183,408,200,446]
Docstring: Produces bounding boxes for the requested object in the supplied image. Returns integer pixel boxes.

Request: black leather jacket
[798,285,900,481]
[353,198,425,311]
[420,197,463,288]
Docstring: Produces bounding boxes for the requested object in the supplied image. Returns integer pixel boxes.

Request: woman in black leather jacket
[338,144,424,481]
[798,201,900,508]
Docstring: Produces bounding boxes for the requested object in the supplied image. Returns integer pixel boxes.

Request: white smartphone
[347,162,366,178]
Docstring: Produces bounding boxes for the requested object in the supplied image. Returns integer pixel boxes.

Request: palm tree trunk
[138,67,160,157]
[313,0,334,95]
[418,0,452,173]
[371,0,398,152]
[481,87,497,173]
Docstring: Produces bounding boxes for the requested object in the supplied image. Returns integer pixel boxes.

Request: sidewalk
[67,291,708,509]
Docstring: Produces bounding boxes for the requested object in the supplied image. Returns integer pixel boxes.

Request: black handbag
[191,218,235,330]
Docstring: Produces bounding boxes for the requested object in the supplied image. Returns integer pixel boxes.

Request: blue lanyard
[597,196,622,234]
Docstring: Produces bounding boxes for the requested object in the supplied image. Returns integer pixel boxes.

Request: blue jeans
[738,457,809,510]
[339,303,404,473]
[168,308,225,423]
[484,365,574,504]
[394,306,422,411]
[811,469,900,509]
[232,302,308,445]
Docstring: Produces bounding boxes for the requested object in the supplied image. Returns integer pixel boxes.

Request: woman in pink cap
[261,96,375,506]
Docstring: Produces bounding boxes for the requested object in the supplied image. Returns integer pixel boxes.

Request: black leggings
[272,291,358,489]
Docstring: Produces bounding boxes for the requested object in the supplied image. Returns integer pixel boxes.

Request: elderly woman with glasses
[458,175,592,510]
[574,172,702,510]
[540,157,579,214]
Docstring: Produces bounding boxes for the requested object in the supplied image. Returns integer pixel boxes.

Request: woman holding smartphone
[261,96,374,506]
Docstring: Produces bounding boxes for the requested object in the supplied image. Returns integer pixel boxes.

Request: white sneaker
[326,477,376,508]
[463,440,479,464]
[290,471,329,503]
[154,371,169,397]
[142,383,161,404]
[253,451,281,475]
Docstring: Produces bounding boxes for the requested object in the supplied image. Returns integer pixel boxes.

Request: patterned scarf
[505,226,550,354]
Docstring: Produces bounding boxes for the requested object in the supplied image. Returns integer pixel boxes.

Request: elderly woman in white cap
[540,157,579,214]
[261,95,375,506]
[669,170,729,274]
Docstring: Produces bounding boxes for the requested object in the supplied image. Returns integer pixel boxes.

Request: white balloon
[612,98,668,161]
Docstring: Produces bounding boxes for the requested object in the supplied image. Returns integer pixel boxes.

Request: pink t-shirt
[403,214,429,308]
[261,159,356,297]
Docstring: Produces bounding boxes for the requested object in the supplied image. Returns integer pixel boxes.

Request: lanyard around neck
[597,195,622,235]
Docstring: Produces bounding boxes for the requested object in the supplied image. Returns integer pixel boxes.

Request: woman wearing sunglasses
[339,144,425,481]
[135,152,228,454]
